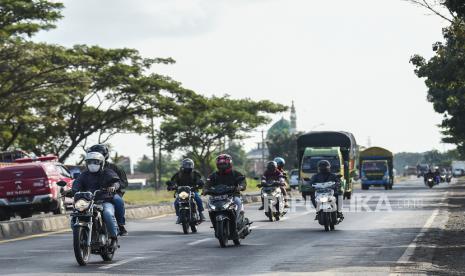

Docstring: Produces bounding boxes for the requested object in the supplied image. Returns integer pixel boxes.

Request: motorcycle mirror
[56,180,67,187]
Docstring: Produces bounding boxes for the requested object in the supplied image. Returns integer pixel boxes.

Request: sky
[35,0,453,163]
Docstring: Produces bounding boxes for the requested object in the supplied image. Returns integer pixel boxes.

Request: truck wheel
[18,211,33,219]
[344,192,351,200]
[0,208,10,221]
[384,185,389,190]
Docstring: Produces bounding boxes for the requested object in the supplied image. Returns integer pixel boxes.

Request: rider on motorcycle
[168,158,206,224]
[88,144,129,236]
[258,161,286,210]
[424,168,436,184]
[274,157,290,208]
[71,152,121,248]
[204,154,247,217]
[308,160,343,219]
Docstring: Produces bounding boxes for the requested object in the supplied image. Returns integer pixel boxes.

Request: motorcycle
[446,172,453,183]
[206,184,252,247]
[173,185,201,234]
[312,181,342,231]
[425,177,436,188]
[58,181,118,266]
[260,180,286,221]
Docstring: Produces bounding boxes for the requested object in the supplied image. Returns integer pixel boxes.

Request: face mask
[88,164,101,173]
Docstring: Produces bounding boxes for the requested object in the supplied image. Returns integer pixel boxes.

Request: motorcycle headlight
[319,197,329,203]
[224,202,235,209]
[74,199,90,212]
[179,191,189,200]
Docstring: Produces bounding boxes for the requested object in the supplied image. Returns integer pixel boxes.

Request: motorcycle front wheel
[73,226,90,266]
[216,221,228,248]
[323,213,330,232]
[182,223,189,234]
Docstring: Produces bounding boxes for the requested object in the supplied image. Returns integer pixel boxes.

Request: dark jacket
[105,162,128,192]
[261,169,285,185]
[169,170,204,191]
[72,168,121,201]
[205,170,246,196]
[309,172,341,194]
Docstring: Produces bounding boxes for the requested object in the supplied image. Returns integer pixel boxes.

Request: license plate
[211,195,228,200]
[9,197,30,203]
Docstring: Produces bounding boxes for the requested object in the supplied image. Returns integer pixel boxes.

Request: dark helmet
[181,158,194,174]
[318,160,331,173]
[266,161,277,172]
[88,144,110,161]
[216,154,233,172]
[274,157,285,169]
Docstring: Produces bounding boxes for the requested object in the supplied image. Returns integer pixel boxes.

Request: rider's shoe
[314,213,318,220]
[118,225,128,236]
[110,237,118,251]
[337,212,344,221]
[199,212,206,221]
[258,205,264,210]
[284,200,290,208]
[176,217,181,224]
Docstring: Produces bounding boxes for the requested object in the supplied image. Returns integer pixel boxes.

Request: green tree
[267,131,301,170]
[0,0,63,39]
[410,1,465,157]
[161,95,287,176]
[224,142,248,173]
[135,154,155,174]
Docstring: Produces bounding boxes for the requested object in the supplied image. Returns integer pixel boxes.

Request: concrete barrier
[0,193,261,240]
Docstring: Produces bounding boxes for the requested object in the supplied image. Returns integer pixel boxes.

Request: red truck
[0,156,74,221]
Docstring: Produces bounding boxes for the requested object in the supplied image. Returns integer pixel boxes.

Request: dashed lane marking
[100,257,145,269]
[187,238,214,246]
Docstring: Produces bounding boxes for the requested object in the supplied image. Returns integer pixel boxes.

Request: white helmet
[85,152,105,173]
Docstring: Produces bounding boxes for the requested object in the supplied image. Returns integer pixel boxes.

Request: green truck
[359,147,394,190]
[297,131,358,200]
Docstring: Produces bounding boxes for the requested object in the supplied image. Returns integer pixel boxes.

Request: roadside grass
[124,189,174,205]
[124,177,261,205]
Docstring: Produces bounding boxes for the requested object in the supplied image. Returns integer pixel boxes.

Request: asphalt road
[0,178,450,275]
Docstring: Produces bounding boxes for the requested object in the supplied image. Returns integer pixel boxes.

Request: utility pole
[150,117,157,190]
[261,130,266,174]
[158,131,162,188]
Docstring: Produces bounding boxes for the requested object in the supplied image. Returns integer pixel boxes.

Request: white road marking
[188,238,214,246]
[394,191,448,265]
[100,257,145,270]
[145,214,171,220]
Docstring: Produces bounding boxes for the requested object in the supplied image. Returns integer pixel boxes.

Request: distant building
[246,142,269,176]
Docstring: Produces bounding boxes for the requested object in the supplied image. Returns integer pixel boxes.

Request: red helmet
[216,154,233,172]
